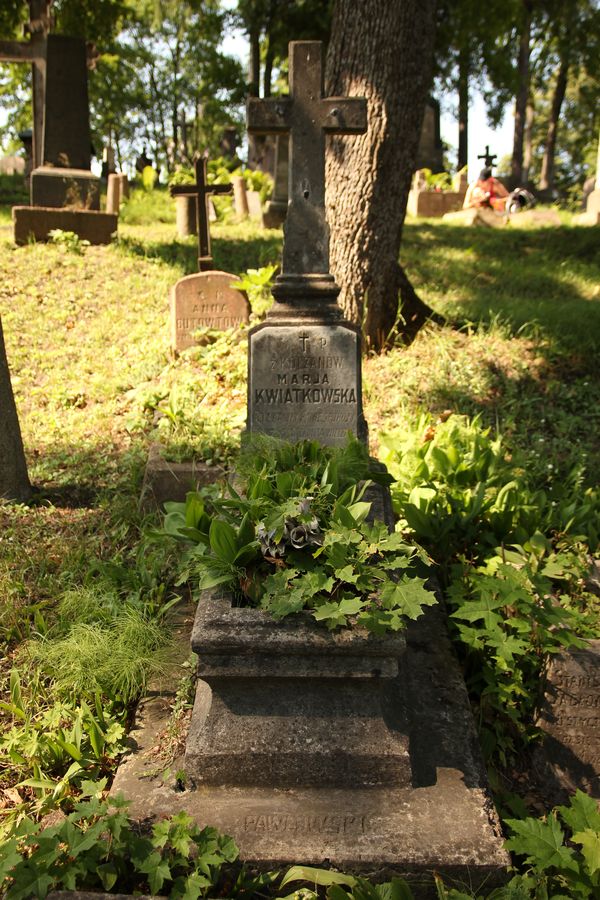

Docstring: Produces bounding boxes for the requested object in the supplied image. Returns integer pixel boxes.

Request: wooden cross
[247,41,367,276]
[170,156,233,272]
[477,145,497,169]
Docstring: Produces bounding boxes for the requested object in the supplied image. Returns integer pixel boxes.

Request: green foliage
[0,791,239,898]
[241,167,273,204]
[383,412,599,762]
[142,166,159,192]
[48,230,91,256]
[504,790,600,898]
[235,264,277,317]
[0,673,126,827]
[382,413,600,576]
[447,550,585,764]
[161,438,435,633]
[26,605,173,706]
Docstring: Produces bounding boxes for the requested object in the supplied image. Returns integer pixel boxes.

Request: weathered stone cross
[170,156,233,272]
[0,1,52,170]
[247,41,367,278]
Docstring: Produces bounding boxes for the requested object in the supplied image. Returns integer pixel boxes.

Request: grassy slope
[1,191,600,839]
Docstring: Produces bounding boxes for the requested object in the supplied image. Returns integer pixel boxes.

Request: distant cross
[247,41,367,276]
[477,145,497,169]
[170,156,232,272]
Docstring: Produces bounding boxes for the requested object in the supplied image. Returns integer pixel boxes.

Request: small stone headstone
[170,271,249,352]
[246,189,263,222]
[106,173,120,215]
[232,175,249,218]
[248,323,364,445]
[536,641,600,798]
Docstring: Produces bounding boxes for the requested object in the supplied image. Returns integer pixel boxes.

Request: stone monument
[169,156,248,351]
[578,129,600,226]
[535,640,600,800]
[246,41,368,447]
[112,41,508,893]
[4,3,117,244]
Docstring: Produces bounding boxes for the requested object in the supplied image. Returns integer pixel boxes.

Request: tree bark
[0,317,31,502]
[457,46,469,171]
[539,55,569,192]
[522,96,534,183]
[511,0,532,187]
[325,0,439,351]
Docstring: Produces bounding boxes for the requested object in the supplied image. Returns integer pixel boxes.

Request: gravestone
[415,97,444,173]
[246,41,368,447]
[170,272,249,351]
[536,641,600,799]
[232,175,249,218]
[169,156,247,351]
[113,39,508,894]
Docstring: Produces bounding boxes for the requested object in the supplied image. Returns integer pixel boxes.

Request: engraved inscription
[171,272,249,351]
[243,813,366,835]
[248,323,362,445]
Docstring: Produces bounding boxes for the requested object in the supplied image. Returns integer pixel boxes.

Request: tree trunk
[0,317,31,502]
[511,0,532,187]
[457,46,469,171]
[522,96,534,183]
[325,0,440,351]
[539,55,569,192]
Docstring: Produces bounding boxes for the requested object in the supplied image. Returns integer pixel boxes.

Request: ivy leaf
[379,578,437,620]
[2,865,55,900]
[96,861,118,892]
[573,829,600,875]
[335,565,360,584]
[136,850,172,895]
[558,789,600,834]
[504,814,579,873]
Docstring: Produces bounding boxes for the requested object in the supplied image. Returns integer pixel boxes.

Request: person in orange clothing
[463,166,509,212]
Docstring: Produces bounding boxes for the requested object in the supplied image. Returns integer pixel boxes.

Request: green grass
[1,200,599,836]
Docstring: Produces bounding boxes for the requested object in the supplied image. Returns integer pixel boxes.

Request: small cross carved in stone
[247,41,367,277]
[170,156,232,272]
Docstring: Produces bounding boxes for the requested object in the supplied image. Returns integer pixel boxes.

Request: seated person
[463,167,509,211]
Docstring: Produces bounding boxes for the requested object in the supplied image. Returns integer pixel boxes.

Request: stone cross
[0,1,52,170]
[477,145,497,169]
[170,156,232,272]
[247,41,367,278]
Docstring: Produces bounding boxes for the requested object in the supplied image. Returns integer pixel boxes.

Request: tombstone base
[111,602,509,894]
[30,166,100,209]
[140,443,225,510]
[13,206,117,245]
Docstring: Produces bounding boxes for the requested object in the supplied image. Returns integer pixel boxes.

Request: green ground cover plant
[1,199,600,895]
[161,438,436,632]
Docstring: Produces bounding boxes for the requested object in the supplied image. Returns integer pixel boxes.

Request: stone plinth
[535,640,600,799]
[248,319,367,446]
[140,443,225,510]
[111,601,509,893]
[170,271,249,352]
[30,166,100,210]
[407,190,465,218]
[185,593,410,789]
[13,206,117,245]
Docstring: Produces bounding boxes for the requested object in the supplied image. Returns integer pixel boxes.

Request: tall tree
[325,0,440,351]
[538,0,600,194]
[510,0,534,186]
[0,318,31,502]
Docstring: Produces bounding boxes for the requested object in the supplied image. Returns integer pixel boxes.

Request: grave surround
[535,640,600,800]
